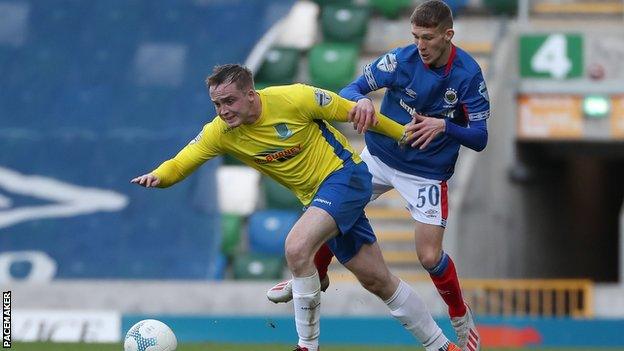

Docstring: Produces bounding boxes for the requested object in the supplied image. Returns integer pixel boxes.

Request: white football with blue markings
[124,319,177,351]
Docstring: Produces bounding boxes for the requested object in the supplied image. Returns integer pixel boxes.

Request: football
[124,319,178,351]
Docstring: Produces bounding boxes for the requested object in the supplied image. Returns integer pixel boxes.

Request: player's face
[411,24,453,67]
[209,82,256,128]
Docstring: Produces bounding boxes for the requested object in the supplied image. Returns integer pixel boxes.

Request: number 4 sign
[520,33,584,79]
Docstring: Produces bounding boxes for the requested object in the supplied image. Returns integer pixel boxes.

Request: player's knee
[358,272,391,297]
[285,242,312,273]
[418,248,442,270]
[359,277,383,296]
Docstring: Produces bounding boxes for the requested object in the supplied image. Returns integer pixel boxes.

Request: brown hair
[410,0,453,30]
[206,64,254,91]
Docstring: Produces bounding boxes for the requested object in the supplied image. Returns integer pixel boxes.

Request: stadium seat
[248,210,299,255]
[308,42,359,92]
[368,0,412,19]
[483,0,517,15]
[262,177,302,210]
[213,253,228,280]
[217,166,261,216]
[221,214,242,257]
[321,4,369,44]
[443,0,469,16]
[312,0,353,5]
[232,253,284,280]
[222,154,245,166]
[255,47,300,85]
[30,0,88,49]
[110,87,176,129]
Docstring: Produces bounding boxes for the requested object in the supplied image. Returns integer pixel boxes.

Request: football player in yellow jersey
[131,64,458,351]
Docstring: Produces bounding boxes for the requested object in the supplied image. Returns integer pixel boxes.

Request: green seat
[232,253,284,280]
[483,0,517,15]
[255,47,300,85]
[262,177,301,210]
[254,81,271,90]
[368,0,412,19]
[308,42,359,92]
[221,214,242,257]
[222,154,244,166]
[312,0,353,5]
[321,5,370,44]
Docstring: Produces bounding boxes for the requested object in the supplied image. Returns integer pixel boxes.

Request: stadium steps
[327,267,429,284]
[533,1,624,16]
[376,229,413,242]
[366,206,412,220]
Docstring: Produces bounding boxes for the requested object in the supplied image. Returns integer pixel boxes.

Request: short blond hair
[206,64,254,91]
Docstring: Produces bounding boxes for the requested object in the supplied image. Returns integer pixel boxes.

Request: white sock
[385,280,450,351]
[292,272,321,351]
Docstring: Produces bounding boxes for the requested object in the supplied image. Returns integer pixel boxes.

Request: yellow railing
[461,279,593,318]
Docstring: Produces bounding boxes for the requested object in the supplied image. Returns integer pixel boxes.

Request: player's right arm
[340,49,400,133]
[297,85,408,144]
[131,121,222,188]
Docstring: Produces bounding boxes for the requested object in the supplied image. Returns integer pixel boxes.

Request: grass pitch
[9,344,624,351]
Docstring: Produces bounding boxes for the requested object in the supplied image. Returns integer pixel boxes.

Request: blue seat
[111,86,177,129]
[248,210,299,255]
[51,84,116,129]
[212,253,228,280]
[30,0,89,50]
[143,2,198,41]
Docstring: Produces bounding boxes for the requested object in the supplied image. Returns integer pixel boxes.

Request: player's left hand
[405,113,446,150]
[348,98,377,134]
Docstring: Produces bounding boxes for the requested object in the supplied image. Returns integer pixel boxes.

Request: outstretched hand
[348,98,378,134]
[405,113,446,150]
[130,173,161,188]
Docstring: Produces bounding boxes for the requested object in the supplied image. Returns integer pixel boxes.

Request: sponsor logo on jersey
[274,123,293,140]
[376,53,397,73]
[444,109,456,120]
[479,80,489,101]
[443,88,458,106]
[399,99,417,116]
[254,145,302,164]
[425,209,439,218]
[364,64,379,90]
[468,110,490,121]
[312,198,332,206]
[189,131,202,144]
[314,89,332,107]
[404,88,418,99]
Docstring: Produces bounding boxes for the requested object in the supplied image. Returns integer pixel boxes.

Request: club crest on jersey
[376,53,397,73]
[479,80,489,101]
[274,123,293,140]
[443,88,458,106]
[314,89,332,107]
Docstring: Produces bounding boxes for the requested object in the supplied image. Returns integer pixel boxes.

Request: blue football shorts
[309,160,377,264]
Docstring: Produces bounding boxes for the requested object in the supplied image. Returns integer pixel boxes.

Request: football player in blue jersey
[267,1,486,350]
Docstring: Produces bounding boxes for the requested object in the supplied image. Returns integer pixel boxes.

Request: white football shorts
[360,147,449,227]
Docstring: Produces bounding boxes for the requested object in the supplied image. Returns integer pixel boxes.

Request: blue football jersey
[345,44,490,181]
